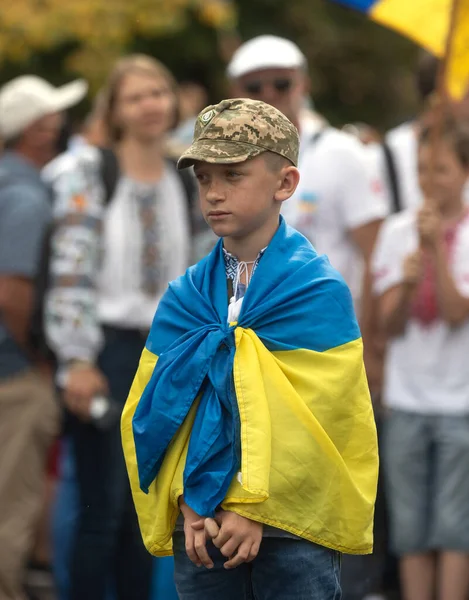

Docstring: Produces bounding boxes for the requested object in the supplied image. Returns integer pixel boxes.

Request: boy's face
[418,141,469,209]
[194,154,286,240]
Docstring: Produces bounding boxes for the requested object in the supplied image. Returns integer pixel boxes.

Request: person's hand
[417,202,442,249]
[195,510,262,570]
[180,499,213,569]
[64,362,108,421]
[403,251,424,289]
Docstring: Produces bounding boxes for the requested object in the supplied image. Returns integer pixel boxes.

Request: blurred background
[0,0,420,130]
[1,2,467,600]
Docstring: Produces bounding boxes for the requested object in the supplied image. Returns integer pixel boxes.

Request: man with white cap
[227,35,386,333]
[0,75,87,600]
[227,37,387,599]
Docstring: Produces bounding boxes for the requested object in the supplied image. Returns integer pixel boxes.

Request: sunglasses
[243,78,293,95]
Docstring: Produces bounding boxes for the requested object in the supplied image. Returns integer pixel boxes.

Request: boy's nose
[206,182,226,203]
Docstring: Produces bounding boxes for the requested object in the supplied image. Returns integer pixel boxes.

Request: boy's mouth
[207,211,231,220]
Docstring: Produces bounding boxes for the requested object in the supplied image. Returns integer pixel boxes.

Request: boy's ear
[274,166,300,202]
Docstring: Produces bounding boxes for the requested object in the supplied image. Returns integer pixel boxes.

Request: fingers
[212,527,231,550]
[421,197,438,212]
[248,540,261,562]
[224,540,254,570]
[194,531,214,569]
[185,523,214,569]
[185,529,202,568]
[204,518,220,539]
[191,518,206,531]
[220,536,241,559]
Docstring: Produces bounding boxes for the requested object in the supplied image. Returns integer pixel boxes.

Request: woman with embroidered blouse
[44,55,191,600]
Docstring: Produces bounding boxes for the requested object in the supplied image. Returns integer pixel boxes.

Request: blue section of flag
[133,217,360,516]
[146,217,359,357]
[330,0,376,12]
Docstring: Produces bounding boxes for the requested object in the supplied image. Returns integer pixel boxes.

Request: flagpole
[437,0,462,99]
[429,0,461,180]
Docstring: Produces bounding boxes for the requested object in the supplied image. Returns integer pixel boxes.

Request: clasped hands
[180,500,262,571]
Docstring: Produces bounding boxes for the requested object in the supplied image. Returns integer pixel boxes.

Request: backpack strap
[382,141,402,214]
[29,221,55,363]
[98,147,120,206]
[310,129,325,147]
[96,150,198,231]
[166,158,198,234]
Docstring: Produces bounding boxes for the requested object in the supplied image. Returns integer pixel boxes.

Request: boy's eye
[226,170,242,179]
[195,173,209,184]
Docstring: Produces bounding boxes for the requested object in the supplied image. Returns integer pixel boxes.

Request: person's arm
[372,215,420,338]
[350,219,383,333]
[0,186,51,354]
[418,203,469,326]
[350,219,384,394]
[378,251,422,336]
[0,277,35,351]
[44,156,108,419]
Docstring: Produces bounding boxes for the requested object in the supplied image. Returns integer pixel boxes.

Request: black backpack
[29,147,197,362]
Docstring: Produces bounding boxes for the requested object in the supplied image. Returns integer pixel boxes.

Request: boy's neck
[223,217,280,262]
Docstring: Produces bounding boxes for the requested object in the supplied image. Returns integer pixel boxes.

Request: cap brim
[177,139,265,169]
[227,58,304,79]
[52,79,88,112]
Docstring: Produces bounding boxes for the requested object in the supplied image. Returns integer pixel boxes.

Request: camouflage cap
[177,98,299,169]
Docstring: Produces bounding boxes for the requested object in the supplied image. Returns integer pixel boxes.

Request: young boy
[122,98,378,599]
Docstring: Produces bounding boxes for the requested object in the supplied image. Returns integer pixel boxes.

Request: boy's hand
[197,510,262,570]
[179,499,214,569]
[417,202,442,250]
[403,251,424,289]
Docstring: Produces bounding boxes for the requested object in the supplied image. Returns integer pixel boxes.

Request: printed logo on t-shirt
[296,190,319,236]
[299,190,319,210]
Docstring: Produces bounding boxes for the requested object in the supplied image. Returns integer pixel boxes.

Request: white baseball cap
[0,75,88,140]
[227,35,307,80]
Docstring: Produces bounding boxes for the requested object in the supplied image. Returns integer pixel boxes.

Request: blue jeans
[52,438,79,600]
[67,327,153,600]
[173,533,342,600]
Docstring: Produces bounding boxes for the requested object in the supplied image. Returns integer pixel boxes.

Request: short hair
[416,52,440,103]
[263,151,292,172]
[420,116,469,168]
[102,54,179,143]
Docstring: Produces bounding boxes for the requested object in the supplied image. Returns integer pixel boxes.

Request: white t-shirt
[372,209,469,414]
[282,116,387,305]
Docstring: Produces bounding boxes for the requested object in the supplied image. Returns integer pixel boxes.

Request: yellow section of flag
[371,0,469,99]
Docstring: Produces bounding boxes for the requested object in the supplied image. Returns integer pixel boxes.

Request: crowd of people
[0,32,469,600]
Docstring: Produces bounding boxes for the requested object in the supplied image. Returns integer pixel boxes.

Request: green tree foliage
[0,0,420,129]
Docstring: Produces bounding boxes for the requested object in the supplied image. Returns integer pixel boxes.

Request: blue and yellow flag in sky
[330,0,469,99]
[122,218,378,557]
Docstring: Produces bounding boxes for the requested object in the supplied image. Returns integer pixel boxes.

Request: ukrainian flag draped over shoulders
[121,218,378,557]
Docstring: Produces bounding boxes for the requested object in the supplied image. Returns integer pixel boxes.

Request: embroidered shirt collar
[223,247,266,283]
